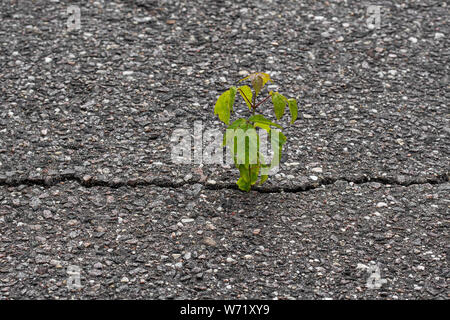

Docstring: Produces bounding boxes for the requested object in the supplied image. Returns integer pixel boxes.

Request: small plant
[214,72,298,192]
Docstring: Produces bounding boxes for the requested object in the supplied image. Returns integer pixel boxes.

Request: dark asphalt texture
[0,0,448,299]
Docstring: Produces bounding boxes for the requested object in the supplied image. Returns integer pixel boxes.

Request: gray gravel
[0,181,448,299]
[0,0,448,299]
[0,0,448,185]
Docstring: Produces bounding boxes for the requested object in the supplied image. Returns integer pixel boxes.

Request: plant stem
[255,94,271,108]
[252,94,256,115]
[250,93,256,182]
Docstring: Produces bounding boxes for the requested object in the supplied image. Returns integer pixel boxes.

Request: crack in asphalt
[0,172,448,193]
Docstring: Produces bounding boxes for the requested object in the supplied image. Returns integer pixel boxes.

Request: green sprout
[214,72,298,191]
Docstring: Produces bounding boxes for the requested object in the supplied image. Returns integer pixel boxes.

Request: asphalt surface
[0,0,448,299]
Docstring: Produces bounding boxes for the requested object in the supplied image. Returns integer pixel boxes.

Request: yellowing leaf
[238,85,253,110]
[288,98,298,124]
[252,75,263,97]
[214,86,237,125]
[257,72,272,86]
[239,72,272,85]
[238,72,273,97]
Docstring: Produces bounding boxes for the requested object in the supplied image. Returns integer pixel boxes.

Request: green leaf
[229,86,237,112]
[248,114,283,129]
[214,90,231,125]
[214,86,237,125]
[272,92,287,120]
[250,164,260,184]
[238,85,253,110]
[238,164,250,183]
[228,118,247,129]
[237,164,251,192]
[259,174,268,185]
[288,98,298,124]
[237,164,259,191]
[237,177,251,192]
[252,121,271,132]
